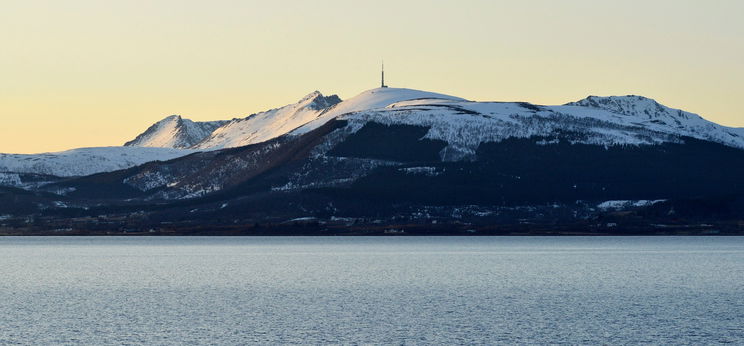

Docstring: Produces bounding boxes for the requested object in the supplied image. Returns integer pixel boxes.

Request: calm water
[0,237,742,345]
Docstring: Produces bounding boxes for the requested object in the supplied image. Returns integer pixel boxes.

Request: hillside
[0,147,197,177]
[192,91,341,149]
[3,87,744,234]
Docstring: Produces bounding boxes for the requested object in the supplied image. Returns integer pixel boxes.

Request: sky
[1,0,743,153]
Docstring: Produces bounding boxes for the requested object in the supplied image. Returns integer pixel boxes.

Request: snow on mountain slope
[563,95,744,149]
[124,115,227,149]
[292,87,467,135]
[0,147,197,177]
[120,88,742,158]
[192,91,341,150]
[0,172,63,189]
[324,94,744,161]
[125,88,464,151]
[6,87,739,185]
[35,89,744,202]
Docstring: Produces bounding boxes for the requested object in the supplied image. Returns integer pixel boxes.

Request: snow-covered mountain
[0,147,196,177]
[565,95,744,149]
[124,88,744,156]
[290,87,467,135]
[8,87,744,233]
[48,87,744,201]
[304,89,744,161]
[193,88,466,149]
[5,87,744,183]
[124,115,227,149]
[125,88,464,151]
[191,91,341,149]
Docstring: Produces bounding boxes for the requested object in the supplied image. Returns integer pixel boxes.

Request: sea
[0,236,742,345]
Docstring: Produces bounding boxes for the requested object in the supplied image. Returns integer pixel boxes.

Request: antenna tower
[381,60,388,88]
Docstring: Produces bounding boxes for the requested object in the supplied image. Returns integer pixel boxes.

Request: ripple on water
[0,236,742,344]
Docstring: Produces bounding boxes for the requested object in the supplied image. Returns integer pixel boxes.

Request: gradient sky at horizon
[2,0,743,153]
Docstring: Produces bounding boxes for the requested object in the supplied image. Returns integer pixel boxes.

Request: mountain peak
[163,114,182,120]
[125,115,227,149]
[297,91,342,111]
[566,95,693,120]
[289,87,467,136]
[569,95,661,109]
[191,91,342,150]
[300,90,323,101]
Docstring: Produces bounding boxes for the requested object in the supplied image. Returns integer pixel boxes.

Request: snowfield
[4,87,744,178]
[291,87,466,135]
[192,91,341,150]
[0,147,197,177]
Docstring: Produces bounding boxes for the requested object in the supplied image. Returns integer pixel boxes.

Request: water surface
[0,237,742,344]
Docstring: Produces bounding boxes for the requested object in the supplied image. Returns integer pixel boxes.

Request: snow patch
[597,199,666,210]
[400,166,440,176]
[0,173,22,187]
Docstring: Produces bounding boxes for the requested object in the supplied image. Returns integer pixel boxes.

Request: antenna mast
[381,60,388,88]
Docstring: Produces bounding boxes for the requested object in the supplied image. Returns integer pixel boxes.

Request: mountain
[124,115,227,149]
[4,87,744,235]
[0,147,197,177]
[125,88,463,151]
[0,91,341,180]
[192,91,342,150]
[53,88,744,199]
[566,95,744,149]
[122,92,342,151]
[289,87,467,136]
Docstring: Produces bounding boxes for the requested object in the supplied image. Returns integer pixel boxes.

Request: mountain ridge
[3,87,744,234]
[0,146,198,177]
[40,88,744,200]
[191,91,342,150]
[2,87,743,180]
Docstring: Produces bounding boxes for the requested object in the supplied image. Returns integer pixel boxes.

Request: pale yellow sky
[1,0,742,153]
